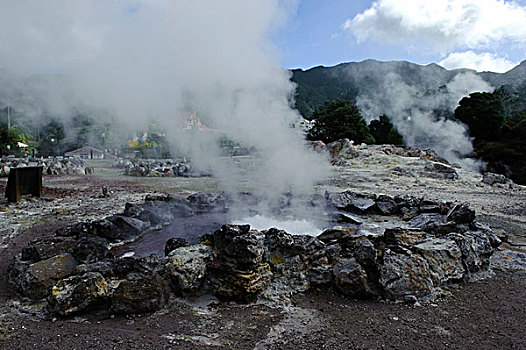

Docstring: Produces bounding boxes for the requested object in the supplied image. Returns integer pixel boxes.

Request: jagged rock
[325,191,376,214]
[317,227,354,244]
[49,272,109,316]
[90,219,119,240]
[353,237,378,268]
[407,213,444,229]
[375,195,399,215]
[447,231,499,275]
[379,249,434,299]
[424,162,459,180]
[209,225,271,301]
[21,237,77,262]
[110,273,169,314]
[6,191,504,315]
[165,237,190,256]
[187,192,229,212]
[332,212,363,225]
[384,228,429,247]
[446,203,476,224]
[333,258,374,297]
[166,244,211,292]
[72,237,113,264]
[418,199,442,213]
[407,212,466,236]
[9,254,78,299]
[211,225,264,267]
[326,138,359,159]
[91,216,150,242]
[108,216,151,241]
[482,172,508,186]
[413,238,465,284]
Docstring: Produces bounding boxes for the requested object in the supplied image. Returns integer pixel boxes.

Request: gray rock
[333,258,374,297]
[72,237,113,264]
[482,172,508,185]
[49,272,109,316]
[446,203,476,224]
[375,195,399,215]
[384,228,429,247]
[9,253,78,299]
[209,225,271,301]
[413,238,465,284]
[166,244,211,292]
[407,213,445,229]
[165,237,189,256]
[21,237,76,262]
[110,273,169,314]
[379,249,434,299]
[325,191,376,214]
[447,231,496,274]
[424,163,459,180]
[353,237,378,268]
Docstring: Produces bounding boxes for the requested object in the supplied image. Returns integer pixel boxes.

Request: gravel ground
[0,155,525,349]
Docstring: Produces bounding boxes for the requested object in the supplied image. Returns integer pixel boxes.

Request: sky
[276,0,526,72]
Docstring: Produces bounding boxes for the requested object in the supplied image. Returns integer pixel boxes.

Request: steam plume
[355,70,492,170]
[0,1,329,200]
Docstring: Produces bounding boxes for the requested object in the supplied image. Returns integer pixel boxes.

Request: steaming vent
[231,215,323,237]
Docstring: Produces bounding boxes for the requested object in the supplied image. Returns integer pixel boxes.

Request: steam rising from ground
[232,215,323,237]
[0,1,328,200]
[356,71,492,170]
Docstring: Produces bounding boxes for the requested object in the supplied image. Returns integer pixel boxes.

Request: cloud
[439,51,519,72]
[344,0,526,54]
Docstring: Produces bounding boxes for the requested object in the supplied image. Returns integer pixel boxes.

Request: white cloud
[439,51,519,72]
[344,0,526,53]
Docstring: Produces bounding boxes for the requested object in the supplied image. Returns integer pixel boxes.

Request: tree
[454,92,507,141]
[307,100,374,144]
[368,115,404,145]
[38,119,65,156]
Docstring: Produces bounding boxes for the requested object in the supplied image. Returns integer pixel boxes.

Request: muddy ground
[0,157,525,349]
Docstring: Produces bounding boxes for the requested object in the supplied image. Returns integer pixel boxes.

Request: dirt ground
[0,158,525,349]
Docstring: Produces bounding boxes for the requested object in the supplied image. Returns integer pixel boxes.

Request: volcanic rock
[446,202,476,224]
[110,272,170,314]
[165,237,190,256]
[379,249,435,299]
[333,258,373,297]
[21,237,77,262]
[9,253,78,299]
[166,244,211,292]
[209,225,271,301]
[325,191,376,214]
[49,272,110,316]
[424,162,459,180]
[72,236,113,264]
[482,172,509,186]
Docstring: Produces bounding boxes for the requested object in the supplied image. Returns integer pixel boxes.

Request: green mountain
[291,59,526,119]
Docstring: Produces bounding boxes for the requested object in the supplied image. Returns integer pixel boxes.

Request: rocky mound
[6,190,501,317]
[113,158,209,177]
[0,157,93,177]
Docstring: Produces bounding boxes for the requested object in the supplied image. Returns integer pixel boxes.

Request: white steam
[356,71,493,170]
[0,1,328,197]
[232,215,323,237]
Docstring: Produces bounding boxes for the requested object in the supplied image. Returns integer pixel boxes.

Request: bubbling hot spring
[119,192,404,257]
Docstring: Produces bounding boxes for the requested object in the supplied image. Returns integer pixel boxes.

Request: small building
[64,146,105,159]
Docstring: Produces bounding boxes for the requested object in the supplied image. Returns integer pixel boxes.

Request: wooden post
[5,166,43,203]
